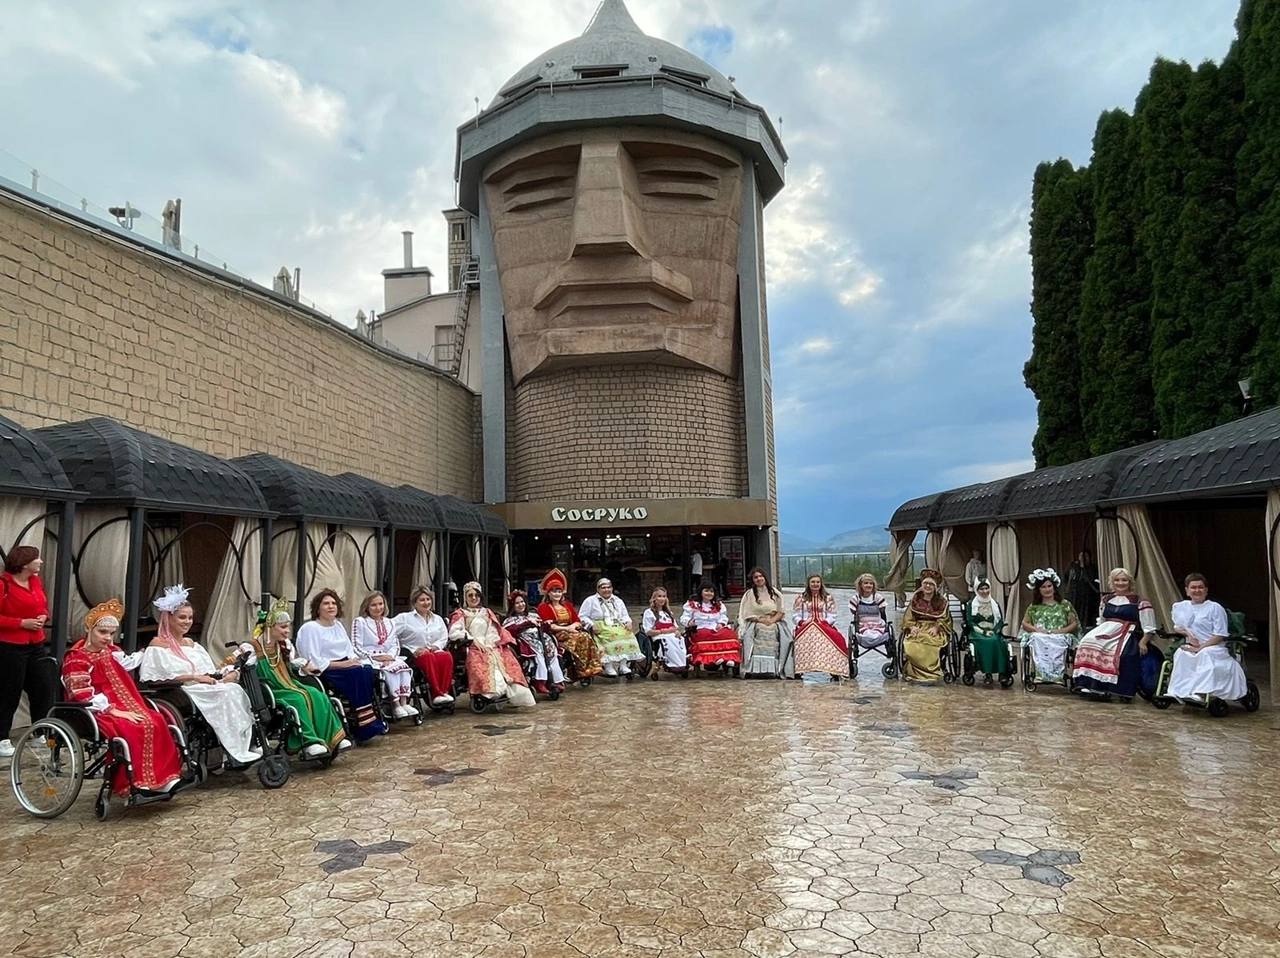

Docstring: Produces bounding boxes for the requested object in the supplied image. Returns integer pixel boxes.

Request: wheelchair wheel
[94,789,110,821]
[999,674,1015,689]
[469,696,488,714]
[1242,682,1260,713]
[549,687,561,701]
[881,662,896,679]
[632,656,652,679]
[961,673,975,687]
[1150,696,1173,710]
[1208,697,1230,718]
[11,719,85,819]
[257,753,291,789]
[849,659,859,679]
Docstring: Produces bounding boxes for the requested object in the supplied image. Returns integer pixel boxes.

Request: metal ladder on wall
[448,258,481,375]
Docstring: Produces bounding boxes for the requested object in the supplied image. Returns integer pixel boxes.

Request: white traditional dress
[139,640,260,764]
[738,587,787,676]
[352,615,414,699]
[642,608,686,669]
[1167,599,1247,701]
[579,594,644,670]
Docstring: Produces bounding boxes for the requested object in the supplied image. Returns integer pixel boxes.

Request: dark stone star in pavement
[972,847,1082,887]
[851,695,881,705]
[473,723,530,736]
[314,838,414,874]
[860,722,914,739]
[899,768,979,792]
[414,766,486,786]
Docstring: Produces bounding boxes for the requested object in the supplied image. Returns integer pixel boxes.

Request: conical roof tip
[585,0,643,36]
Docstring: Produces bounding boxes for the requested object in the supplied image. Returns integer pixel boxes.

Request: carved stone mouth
[533,257,693,318]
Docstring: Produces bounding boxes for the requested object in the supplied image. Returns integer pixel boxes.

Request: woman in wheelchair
[393,587,456,708]
[251,598,348,759]
[849,573,891,653]
[641,587,687,676]
[738,568,787,677]
[296,590,388,742]
[966,578,1010,686]
[502,590,565,696]
[899,570,953,682]
[1019,569,1078,685]
[1165,573,1247,703]
[450,581,536,708]
[681,584,742,673]
[139,585,262,766]
[62,599,184,796]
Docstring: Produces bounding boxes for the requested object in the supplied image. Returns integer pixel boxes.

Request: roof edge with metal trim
[0,413,79,502]
[233,453,380,525]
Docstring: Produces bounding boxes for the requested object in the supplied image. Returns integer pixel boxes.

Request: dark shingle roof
[479,507,509,537]
[1001,443,1158,519]
[931,474,1031,527]
[0,413,76,500]
[889,492,945,531]
[233,453,379,524]
[34,418,268,515]
[337,474,444,530]
[1107,407,1280,504]
[437,495,487,535]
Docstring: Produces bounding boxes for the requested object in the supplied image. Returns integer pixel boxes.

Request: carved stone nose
[570,142,649,258]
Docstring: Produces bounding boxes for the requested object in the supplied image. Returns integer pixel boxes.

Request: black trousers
[0,642,57,740]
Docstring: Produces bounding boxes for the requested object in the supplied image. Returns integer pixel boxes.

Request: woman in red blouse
[0,545,54,758]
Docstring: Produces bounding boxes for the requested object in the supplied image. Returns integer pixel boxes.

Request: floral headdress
[1025,568,1061,590]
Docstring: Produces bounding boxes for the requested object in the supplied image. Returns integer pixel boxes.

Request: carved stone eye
[500,162,578,213]
[633,156,721,200]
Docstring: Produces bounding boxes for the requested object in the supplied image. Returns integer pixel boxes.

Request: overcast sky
[0,0,1241,540]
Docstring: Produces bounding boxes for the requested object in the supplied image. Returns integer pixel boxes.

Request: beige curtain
[305,523,345,619]
[201,518,262,661]
[0,497,46,559]
[1117,504,1180,632]
[68,507,130,634]
[469,536,481,582]
[925,530,943,572]
[937,526,961,596]
[1266,490,1280,708]
[335,526,380,614]
[884,530,915,598]
[269,526,299,605]
[502,539,511,595]
[151,525,185,599]
[1095,514,1122,581]
[988,522,1020,636]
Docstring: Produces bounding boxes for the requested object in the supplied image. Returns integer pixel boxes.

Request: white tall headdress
[153,583,192,614]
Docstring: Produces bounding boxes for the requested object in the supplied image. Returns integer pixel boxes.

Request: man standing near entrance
[690,550,704,593]
[579,578,645,678]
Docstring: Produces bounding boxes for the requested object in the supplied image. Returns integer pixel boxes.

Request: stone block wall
[0,193,480,498]
[507,363,746,500]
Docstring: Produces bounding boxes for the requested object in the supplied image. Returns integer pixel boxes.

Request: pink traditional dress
[792,593,849,678]
[448,605,535,707]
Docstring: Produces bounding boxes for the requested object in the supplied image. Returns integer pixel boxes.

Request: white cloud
[797,337,837,356]
[764,164,882,308]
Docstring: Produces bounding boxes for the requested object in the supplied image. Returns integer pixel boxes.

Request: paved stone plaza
[1,671,1277,958]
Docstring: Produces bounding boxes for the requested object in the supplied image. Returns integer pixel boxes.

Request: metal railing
[778,552,925,589]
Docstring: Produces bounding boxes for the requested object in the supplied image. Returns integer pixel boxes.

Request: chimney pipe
[402,231,414,269]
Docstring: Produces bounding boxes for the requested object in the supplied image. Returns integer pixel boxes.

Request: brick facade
[0,193,480,498]
[507,364,746,500]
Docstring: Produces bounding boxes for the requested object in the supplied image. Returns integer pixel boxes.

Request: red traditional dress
[680,599,742,667]
[536,569,602,679]
[62,601,183,796]
[792,593,850,678]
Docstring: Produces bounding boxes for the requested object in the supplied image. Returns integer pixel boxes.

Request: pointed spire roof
[491,0,734,103]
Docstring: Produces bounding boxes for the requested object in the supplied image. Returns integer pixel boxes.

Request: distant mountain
[820,525,892,552]
[780,532,823,554]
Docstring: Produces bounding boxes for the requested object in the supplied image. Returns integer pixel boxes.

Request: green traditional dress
[965,595,1008,676]
[1018,600,1078,682]
[252,635,346,753]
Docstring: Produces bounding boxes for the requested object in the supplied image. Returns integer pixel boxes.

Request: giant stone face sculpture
[483,127,744,385]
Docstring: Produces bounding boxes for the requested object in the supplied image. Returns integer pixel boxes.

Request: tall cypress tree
[1237,0,1280,403]
[1077,110,1156,455]
[1161,59,1249,435]
[1135,59,1194,432]
[1025,160,1094,466]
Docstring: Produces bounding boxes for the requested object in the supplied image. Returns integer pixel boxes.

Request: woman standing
[737,567,786,677]
[392,587,456,707]
[1072,568,1158,700]
[352,591,418,719]
[0,546,53,760]
[791,574,849,681]
[641,587,686,675]
[140,585,262,765]
[296,589,387,742]
[536,569,601,681]
[965,578,1008,686]
[681,584,742,671]
[250,598,348,758]
[503,590,564,696]
[62,599,184,796]
[450,581,535,708]
[1018,570,1079,684]
[900,571,954,682]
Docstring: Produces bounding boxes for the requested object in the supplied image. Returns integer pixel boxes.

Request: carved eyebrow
[499,162,577,213]
[633,156,722,200]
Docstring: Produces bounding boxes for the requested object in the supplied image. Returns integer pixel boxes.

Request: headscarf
[970,578,1001,619]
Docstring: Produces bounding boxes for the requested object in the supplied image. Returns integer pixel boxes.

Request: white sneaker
[392,705,410,719]
[403,704,420,717]
[0,739,13,759]
[337,738,353,751]
[602,663,618,677]
[618,662,632,675]
[431,695,455,706]
[303,743,329,759]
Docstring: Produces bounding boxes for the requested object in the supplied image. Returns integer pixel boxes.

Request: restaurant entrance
[511,526,757,608]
